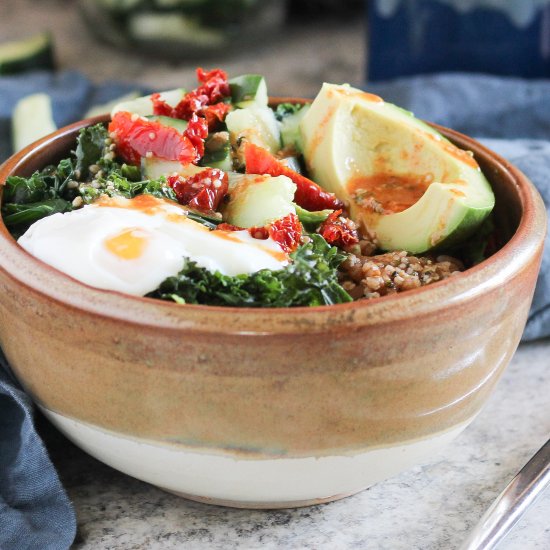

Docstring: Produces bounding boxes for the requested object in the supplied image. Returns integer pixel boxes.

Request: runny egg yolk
[104,228,149,260]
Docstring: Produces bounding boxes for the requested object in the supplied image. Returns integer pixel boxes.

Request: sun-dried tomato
[216,214,302,253]
[184,114,209,163]
[150,93,174,117]
[202,102,232,131]
[151,67,231,128]
[318,209,359,248]
[248,214,302,254]
[109,111,197,165]
[168,168,228,213]
[244,142,343,211]
[267,214,302,253]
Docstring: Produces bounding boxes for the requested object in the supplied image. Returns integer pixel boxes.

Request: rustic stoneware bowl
[0,108,546,509]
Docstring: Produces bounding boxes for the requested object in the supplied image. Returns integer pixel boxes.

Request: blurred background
[1,0,365,97]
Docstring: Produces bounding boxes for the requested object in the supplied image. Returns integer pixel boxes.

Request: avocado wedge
[300,83,495,253]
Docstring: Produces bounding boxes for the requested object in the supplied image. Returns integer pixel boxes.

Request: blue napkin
[0,71,549,549]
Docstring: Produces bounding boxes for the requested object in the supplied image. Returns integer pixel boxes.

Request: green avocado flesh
[300,83,495,253]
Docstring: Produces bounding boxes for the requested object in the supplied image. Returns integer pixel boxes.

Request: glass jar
[78,0,285,59]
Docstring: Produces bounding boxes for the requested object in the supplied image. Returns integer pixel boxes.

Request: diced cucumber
[226,106,281,154]
[200,132,232,171]
[141,156,206,180]
[0,32,54,75]
[229,75,268,108]
[85,92,140,118]
[12,93,57,152]
[111,88,186,118]
[222,174,296,228]
[146,115,188,133]
[279,104,310,152]
[128,13,225,47]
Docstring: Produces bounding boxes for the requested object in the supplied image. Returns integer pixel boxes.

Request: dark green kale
[74,123,113,179]
[2,199,72,230]
[274,102,306,122]
[149,234,352,307]
[2,156,76,235]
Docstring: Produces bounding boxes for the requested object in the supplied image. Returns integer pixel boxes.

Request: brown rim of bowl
[0,104,546,335]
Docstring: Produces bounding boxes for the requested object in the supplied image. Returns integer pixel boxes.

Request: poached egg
[18,195,288,297]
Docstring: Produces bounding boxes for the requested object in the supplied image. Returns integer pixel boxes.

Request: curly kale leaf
[2,198,72,228]
[150,234,352,307]
[75,123,111,179]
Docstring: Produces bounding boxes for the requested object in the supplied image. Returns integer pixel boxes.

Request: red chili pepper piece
[168,168,228,213]
[108,111,197,165]
[318,209,359,248]
[243,142,343,212]
[151,67,231,127]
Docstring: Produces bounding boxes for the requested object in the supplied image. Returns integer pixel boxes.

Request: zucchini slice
[12,93,57,152]
[229,75,268,108]
[0,32,54,75]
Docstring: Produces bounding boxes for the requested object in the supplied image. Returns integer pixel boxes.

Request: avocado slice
[300,83,495,253]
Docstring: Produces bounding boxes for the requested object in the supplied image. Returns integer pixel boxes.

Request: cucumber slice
[85,92,141,118]
[128,13,225,47]
[141,157,206,180]
[279,104,310,153]
[226,106,281,154]
[146,115,188,133]
[229,75,268,108]
[222,174,296,228]
[201,132,232,171]
[111,88,186,118]
[0,32,54,75]
[12,93,57,152]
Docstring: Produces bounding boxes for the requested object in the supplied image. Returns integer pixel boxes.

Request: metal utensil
[460,437,550,550]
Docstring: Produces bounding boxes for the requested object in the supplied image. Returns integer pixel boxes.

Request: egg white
[18,196,288,297]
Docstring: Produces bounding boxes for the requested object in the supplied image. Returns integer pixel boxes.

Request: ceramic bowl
[0,111,546,509]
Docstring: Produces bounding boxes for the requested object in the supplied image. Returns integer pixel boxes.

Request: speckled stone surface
[38,339,549,550]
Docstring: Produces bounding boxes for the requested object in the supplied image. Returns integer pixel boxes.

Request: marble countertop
[39,338,550,549]
[4,2,550,548]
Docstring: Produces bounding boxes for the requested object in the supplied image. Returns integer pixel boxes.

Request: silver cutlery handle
[460,437,550,550]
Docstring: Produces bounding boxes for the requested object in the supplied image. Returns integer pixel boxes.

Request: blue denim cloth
[0,351,76,550]
[0,71,549,549]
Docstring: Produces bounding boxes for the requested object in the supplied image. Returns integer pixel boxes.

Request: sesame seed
[72,196,83,208]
